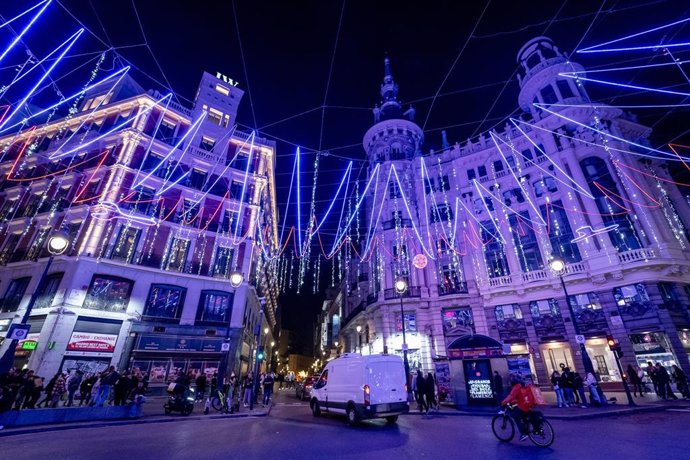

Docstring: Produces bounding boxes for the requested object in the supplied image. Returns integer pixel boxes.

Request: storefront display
[434,361,453,403]
[630,332,678,369]
[463,359,495,405]
[541,342,575,377]
[585,338,620,381]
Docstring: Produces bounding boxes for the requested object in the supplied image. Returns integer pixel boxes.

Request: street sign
[221,342,231,352]
[6,324,30,340]
[402,343,408,351]
[575,334,585,344]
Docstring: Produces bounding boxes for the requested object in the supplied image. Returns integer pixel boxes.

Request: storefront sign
[448,346,503,359]
[67,332,118,353]
[468,378,494,400]
[464,359,495,405]
[16,332,40,351]
[136,335,223,353]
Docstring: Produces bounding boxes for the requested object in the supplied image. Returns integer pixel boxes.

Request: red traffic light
[607,335,617,350]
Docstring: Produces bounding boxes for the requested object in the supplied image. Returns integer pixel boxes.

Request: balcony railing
[438,283,468,296]
[521,270,548,283]
[384,286,421,300]
[489,275,513,287]
[618,248,656,264]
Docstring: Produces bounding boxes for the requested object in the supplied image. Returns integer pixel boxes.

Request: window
[425,178,436,195]
[141,152,166,174]
[208,107,224,126]
[165,237,190,272]
[439,264,463,293]
[35,272,64,309]
[479,220,510,278]
[230,180,243,200]
[442,307,474,334]
[215,84,230,96]
[508,211,543,271]
[1,277,31,312]
[493,160,504,172]
[613,284,650,307]
[506,156,516,170]
[521,149,533,162]
[541,84,558,104]
[110,227,141,263]
[189,169,207,190]
[213,247,234,277]
[430,203,453,223]
[529,299,560,318]
[389,181,402,199]
[557,80,574,99]
[467,169,476,181]
[439,175,450,191]
[478,166,488,177]
[144,285,186,320]
[658,283,680,303]
[221,210,240,234]
[395,312,416,332]
[83,275,133,312]
[197,290,233,324]
[156,118,177,144]
[534,177,557,197]
[392,244,407,259]
[200,135,216,151]
[495,304,522,321]
[568,292,601,311]
[541,200,581,262]
[535,145,545,157]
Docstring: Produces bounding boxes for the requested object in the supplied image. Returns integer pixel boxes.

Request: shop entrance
[463,359,495,406]
[541,343,575,377]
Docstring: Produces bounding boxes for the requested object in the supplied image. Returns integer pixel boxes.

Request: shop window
[35,272,64,309]
[529,299,560,318]
[197,290,233,324]
[1,277,31,312]
[568,292,601,311]
[164,237,190,272]
[110,226,141,263]
[144,285,186,320]
[441,307,474,334]
[83,275,133,312]
[613,283,650,307]
[495,304,522,322]
[395,312,416,332]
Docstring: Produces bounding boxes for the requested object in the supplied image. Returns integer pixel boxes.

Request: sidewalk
[0,396,271,437]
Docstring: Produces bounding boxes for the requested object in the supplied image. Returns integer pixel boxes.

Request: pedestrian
[195,372,207,402]
[114,371,133,405]
[278,372,285,390]
[493,371,504,402]
[16,370,35,410]
[262,372,275,406]
[551,371,565,408]
[559,364,575,407]
[89,376,101,406]
[413,370,427,413]
[211,372,218,395]
[656,363,677,400]
[65,370,83,407]
[95,366,119,407]
[573,372,588,408]
[584,371,601,406]
[242,372,254,407]
[647,361,660,396]
[671,365,690,399]
[637,366,649,395]
[627,364,643,397]
[36,372,59,408]
[425,372,438,413]
[51,373,67,408]
[79,374,95,406]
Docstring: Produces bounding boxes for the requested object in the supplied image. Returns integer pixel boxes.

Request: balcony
[617,248,656,264]
[438,283,468,296]
[382,218,412,230]
[489,275,513,287]
[521,270,548,283]
[384,286,421,300]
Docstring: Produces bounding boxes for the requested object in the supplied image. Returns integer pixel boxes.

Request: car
[309,353,409,425]
[296,375,319,400]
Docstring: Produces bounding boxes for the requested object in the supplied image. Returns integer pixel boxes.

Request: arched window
[580,157,641,251]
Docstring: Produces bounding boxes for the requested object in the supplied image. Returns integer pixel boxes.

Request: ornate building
[0,71,280,389]
[339,37,690,391]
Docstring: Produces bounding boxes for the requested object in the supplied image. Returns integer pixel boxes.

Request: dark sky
[3,0,690,353]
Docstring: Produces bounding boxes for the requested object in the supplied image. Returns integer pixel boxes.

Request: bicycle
[491,404,555,448]
[205,387,234,414]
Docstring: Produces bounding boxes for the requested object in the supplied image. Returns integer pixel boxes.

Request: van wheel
[310,399,321,417]
[346,404,360,426]
[385,415,398,424]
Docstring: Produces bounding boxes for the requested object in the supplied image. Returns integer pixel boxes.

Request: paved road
[4,389,690,459]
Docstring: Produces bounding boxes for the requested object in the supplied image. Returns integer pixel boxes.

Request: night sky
[2,0,690,354]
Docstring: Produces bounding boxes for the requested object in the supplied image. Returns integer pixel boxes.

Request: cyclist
[501,376,540,441]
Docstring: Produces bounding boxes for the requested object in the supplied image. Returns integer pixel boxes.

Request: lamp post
[394,277,412,399]
[356,325,362,353]
[0,230,70,374]
[549,259,595,376]
[250,302,267,410]
[213,269,243,410]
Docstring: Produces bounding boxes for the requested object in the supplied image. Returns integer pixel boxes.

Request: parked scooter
[164,383,194,416]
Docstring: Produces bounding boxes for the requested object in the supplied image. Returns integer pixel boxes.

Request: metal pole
[400,294,411,398]
[612,350,636,406]
[250,308,262,411]
[559,274,595,376]
[0,256,53,374]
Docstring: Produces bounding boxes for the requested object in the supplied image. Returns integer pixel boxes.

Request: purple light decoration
[391,165,436,259]
[571,224,620,243]
[91,200,157,226]
[577,17,690,54]
[361,165,391,257]
[0,28,84,132]
[296,146,302,253]
[0,0,52,65]
[314,160,352,233]
[279,147,298,244]
[233,130,256,244]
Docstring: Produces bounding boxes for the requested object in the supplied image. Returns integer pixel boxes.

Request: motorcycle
[164,383,195,416]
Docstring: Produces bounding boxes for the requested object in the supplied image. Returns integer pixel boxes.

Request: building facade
[339,37,690,391]
[0,71,280,389]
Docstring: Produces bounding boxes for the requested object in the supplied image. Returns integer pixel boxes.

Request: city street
[4,390,690,459]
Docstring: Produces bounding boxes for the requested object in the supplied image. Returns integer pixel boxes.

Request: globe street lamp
[356,325,362,353]
[0,230,70,374]
[394,277,412,398]
[549,258,595,376]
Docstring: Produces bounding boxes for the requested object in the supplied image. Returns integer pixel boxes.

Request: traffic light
[607,335,623,357]
[257,346,265,361]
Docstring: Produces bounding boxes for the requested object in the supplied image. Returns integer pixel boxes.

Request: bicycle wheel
[211,396,223,412]
[529,419,555,448]
[491,414,515,442]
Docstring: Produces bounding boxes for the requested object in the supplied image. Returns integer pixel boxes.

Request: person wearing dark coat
[627,364,643,397]
[114,371,133,405]
[425,372,438,412]
[493,371,505,402]
[413,370,427,413]
[655,363,677,400]
[672,365,689,399]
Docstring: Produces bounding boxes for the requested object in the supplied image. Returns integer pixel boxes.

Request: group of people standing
[626,362,689,400]
[550,364,604,408]
[412,370,438,415]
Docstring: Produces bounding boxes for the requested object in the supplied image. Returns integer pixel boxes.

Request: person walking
[647,361,660,396]
[493,371,504,403]
[79,374,95,406]
[637,366,649,395]
[195,372,207,402]
[113,371,133,405]
[262,372,275,406]
[413,370,427,414]
[671,365,690,399]
[242,372,254,408]
[36,373,59,408]
[23,375,43,409]
[51,373,67,408]
[65,370,83,407]
[551,371,565,408]
[627,364,643,397]
[425,372,438,413]
[95,366,119,407]
[656,363,677,400]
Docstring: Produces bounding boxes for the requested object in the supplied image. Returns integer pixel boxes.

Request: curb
[403,403,690,420]
[0,405,272,437]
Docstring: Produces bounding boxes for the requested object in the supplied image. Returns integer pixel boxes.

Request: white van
[309,353,409,424]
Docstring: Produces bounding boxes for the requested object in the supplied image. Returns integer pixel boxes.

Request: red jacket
[501,383,536,412]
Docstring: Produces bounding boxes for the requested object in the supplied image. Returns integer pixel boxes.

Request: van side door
[314,369,329,411]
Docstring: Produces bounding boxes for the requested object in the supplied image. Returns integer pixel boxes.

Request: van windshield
[367,362,403,389]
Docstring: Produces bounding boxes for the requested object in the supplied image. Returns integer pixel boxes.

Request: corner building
[0,71,280,391]
[340,38,690,396]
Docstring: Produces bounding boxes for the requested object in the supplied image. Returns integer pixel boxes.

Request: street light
[356,325,362,353]
[229,270,244,288]
[394,277,412,399]
[0,230,70,374]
